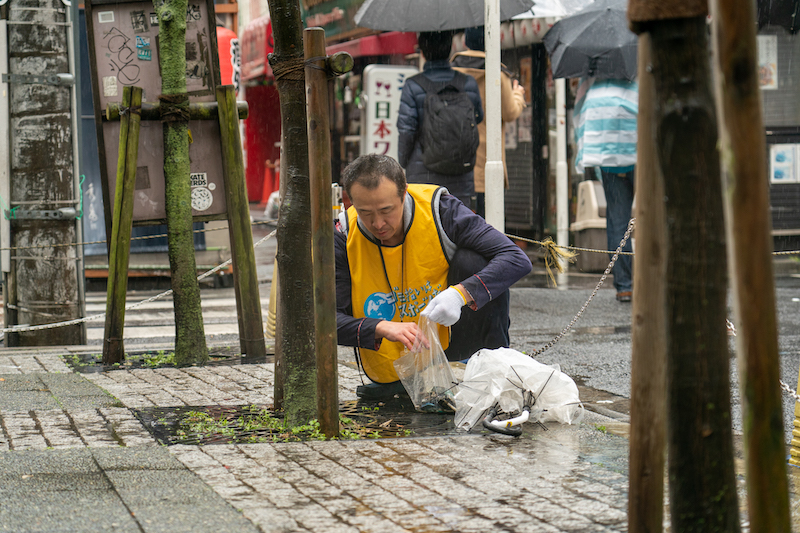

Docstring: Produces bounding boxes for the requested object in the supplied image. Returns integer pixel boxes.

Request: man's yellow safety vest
[346,184,451,383]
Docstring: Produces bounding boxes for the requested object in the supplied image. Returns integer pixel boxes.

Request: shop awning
[325,31,417,58]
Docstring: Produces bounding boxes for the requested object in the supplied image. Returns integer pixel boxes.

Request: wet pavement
[0,345,634,533]
[3,227,800,531]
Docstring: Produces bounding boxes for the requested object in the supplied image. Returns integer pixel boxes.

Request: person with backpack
[397,31,484,209]
[335,154,532,399]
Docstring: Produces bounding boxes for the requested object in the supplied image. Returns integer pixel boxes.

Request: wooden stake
[304,28,340,439]
[102,85,142,365]
[711,0,791,530]
[216,85,267,360]
[628,33,667,533]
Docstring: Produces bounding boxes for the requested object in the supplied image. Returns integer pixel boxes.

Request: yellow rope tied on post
[538,236,577,286]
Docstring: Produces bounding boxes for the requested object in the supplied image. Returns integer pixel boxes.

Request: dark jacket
[335,191,531,350]
[396,60,484,207]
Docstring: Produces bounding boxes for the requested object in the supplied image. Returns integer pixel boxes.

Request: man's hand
[421,286,467,327]
[375,321,430,352]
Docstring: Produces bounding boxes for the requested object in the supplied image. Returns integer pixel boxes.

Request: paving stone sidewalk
[0,348,636,532]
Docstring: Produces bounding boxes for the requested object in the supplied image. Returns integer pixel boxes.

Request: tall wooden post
[628,33,667,533]
[304,29,350,439]
[216,85,267,360]
[103,86,142,364]
[710,0,791,530]
[266,0,316,425]
[155,0,208,366]
[629,2,741,530]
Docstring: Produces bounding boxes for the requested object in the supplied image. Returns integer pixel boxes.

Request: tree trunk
[155,0,208,366]
[649,17,740,532]
[628,32,667,533]
[266,0,316,425]
[710,1,791,530]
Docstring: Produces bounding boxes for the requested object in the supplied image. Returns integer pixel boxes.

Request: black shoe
[356,381,407,400]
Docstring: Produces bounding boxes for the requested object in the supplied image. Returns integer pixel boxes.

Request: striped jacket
[573,78,638,173]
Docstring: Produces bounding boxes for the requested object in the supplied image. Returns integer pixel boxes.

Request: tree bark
[266,0,316,425]
[649,17,740,533]
[710,0,791,530]
[155,0,208,366]
[628,32,667,533]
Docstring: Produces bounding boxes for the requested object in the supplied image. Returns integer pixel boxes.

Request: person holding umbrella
[334,154,532,399]
[573,77,638,302]
[396,30,484,209]
[451,26,527,218]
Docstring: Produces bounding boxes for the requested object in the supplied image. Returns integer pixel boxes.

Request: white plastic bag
[393,317,459,412]
[454,347,583,431]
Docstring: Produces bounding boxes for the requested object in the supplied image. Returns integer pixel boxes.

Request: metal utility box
[570,180,608,273]
[85,0,227,226]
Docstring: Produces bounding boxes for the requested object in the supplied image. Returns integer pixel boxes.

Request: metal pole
[0,20,9,344]
[484,0,504,231]
[556,78,569,284]
[66,3,87,344]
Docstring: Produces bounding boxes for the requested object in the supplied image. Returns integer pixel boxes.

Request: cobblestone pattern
[83,363,362,408]
[0,407,156,450]
[170,435,629,533]
[0,353,71,374]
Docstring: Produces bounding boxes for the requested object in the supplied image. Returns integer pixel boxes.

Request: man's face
[349,176,406,246]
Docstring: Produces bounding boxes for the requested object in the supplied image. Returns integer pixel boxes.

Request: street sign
[360,64,418,163]
[85,0,227,225]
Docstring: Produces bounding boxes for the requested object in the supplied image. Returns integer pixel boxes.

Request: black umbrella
[354,0,535,32]
[543,0,637,80]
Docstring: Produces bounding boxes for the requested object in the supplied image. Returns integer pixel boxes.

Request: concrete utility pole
[2,0,86,346]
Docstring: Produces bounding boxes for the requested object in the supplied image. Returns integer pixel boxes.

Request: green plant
[595,424,608,434]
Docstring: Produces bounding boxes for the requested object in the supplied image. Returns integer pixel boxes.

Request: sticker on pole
[191,187,213,211]
[190,172,208,187]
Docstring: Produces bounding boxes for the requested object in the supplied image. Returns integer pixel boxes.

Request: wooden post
[648,16,741,532]
[266,0,316,425]
[216,85,267,360]
[710,0,791,530]
[104,101,248,122]
[628,33,667,533]
[102,85,142,365]
[304,28,339,439]
[155,0,208,366]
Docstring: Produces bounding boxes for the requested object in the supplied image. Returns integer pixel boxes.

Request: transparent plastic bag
[393,316,459,412]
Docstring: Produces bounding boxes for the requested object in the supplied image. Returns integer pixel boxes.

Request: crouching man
[335,154,532,399]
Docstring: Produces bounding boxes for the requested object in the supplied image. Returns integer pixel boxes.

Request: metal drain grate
[132,399,459,445]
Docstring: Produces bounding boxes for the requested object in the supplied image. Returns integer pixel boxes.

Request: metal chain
[529,218,635,357]
[2,230,276,334]
[0,219,277,252]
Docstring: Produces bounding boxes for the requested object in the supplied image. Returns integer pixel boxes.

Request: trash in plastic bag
[393,316,459,413]
[454,347,583,435]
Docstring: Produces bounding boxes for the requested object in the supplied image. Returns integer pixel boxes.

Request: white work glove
[421,287,466,327]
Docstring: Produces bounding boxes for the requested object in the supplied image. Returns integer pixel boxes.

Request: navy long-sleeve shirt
[335,191,532,350]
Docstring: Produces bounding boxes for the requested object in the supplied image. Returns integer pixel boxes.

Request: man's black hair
[341,154,406,198]
[417,31,455,62]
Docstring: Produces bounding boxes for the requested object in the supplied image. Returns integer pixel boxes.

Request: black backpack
[412,72,480,175]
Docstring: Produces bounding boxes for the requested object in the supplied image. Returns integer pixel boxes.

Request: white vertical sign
[361,64,418,162]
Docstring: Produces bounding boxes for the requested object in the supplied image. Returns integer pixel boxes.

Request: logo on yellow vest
[364,292,396,320]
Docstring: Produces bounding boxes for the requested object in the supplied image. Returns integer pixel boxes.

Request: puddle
[64,345,275,373]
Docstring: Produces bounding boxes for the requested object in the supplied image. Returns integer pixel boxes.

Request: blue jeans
[600,169,634,293]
